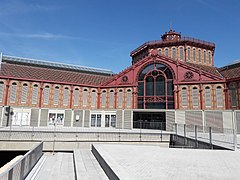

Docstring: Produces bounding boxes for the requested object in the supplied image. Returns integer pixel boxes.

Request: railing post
[175,123,177,134]
[233,129,237,151]
[209,127,213,149]
[184,124,186,146]
[139,121,142,142]
[195,125,198,148]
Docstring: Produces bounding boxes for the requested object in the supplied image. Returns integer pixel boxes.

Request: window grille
[118,90,123,108]
[53,86,59,105]
[83,89,88,106]
[43,86,50,105]
[21,83,28,104]
[91,90,96,107]
[73,88,79,106]
[192,87,199,107]
[181,87,188,107]
[109,90,114,108]
[205,86,211,107]
[101,90,106,107]
[180,47,184,60]
[126,89,132,108]
[63,87,69,106]
[216,86,223,107]
[10,82,17,103]
[32,84,38,104]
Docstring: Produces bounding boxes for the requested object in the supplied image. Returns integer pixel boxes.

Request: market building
[0,29,239,131]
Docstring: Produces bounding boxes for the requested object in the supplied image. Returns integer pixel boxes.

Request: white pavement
[93,144,240,180]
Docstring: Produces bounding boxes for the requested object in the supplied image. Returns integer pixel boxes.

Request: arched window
[158,49,162,55]
[118,89,123,108]
[204,50,206,63]
[10,82,17,103]
[208,51,212,64]
[73,88,79,106]
[192,87,198,107]
[216,86,223,107]
[109,90,114,108]
[187,47,191,62]
[101,90,106,107]
[172,47,176,60]
[137,63,174,109]
[126,89,132,108]
[229,83,237,107]
[181,87,188,107]
[21,83,28,104]
[0,82,4,102]
[82,89,88,107]
[193,48,196,61]
[53,86,60,105]
[198,49,201,62]
[165,48,169,57]
[63,87,69,106]
[180,47,184,61]
[32,84,38,104]
[91,90,96,107]
[205,86,211,107]
[43,85,50,105]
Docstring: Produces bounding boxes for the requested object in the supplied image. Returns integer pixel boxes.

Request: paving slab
[33,152,75,180]
[93,144,240,180]
[74,149,108,180]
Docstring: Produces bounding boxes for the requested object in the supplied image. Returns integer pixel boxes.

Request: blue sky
[0,0,239,73]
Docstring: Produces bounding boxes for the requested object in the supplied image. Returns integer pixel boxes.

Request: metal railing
[174,123,236,150]
[0,122,173,143]
[0,142,43,180]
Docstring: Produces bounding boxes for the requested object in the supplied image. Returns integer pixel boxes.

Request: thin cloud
[0,0,62,16]
[0,32,73,40]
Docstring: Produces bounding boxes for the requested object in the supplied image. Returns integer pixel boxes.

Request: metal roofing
[1,54,114,75]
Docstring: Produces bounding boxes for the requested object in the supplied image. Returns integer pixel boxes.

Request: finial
[170,21,172,31]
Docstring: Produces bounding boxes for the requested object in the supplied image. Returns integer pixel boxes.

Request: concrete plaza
[93,144,240,180]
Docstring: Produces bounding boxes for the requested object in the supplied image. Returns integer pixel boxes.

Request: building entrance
[133,112,166,130]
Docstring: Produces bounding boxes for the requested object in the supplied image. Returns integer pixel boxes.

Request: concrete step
[74,149,109,180]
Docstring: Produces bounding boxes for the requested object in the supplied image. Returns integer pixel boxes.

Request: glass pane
[105,115,110,127]
[138,97,144,109]
[111,115,116,127]
[138,64,154,81]
[164,69,173,79]
[167,81,173,95]
[97,114,101,127]
[156,64,166,71]
[91,114,96,127]
[156,76,165,96]
[146,76,154,96]
[138,82,144,96]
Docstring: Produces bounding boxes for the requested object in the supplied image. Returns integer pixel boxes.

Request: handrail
[0,141,43,180]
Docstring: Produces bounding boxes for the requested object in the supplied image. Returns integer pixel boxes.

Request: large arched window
[137,63,174,109]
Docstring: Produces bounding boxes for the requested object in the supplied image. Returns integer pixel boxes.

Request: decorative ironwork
[145,97,166,102]
[122,76,128,82]
[184,71,194,80]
